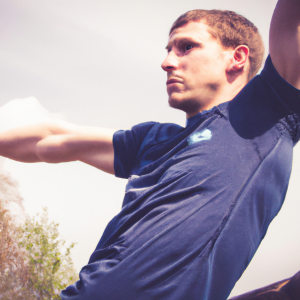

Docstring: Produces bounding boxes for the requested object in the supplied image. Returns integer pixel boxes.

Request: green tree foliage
[0,172,78,299]
[18,208,78,299]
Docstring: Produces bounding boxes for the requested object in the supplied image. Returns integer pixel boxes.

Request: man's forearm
[0,122,73,163]
[0,122,116,174]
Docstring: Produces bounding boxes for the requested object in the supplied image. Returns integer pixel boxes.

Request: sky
[1,0,300,297]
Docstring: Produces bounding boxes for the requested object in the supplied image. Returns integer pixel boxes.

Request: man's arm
[270,0,300,89]
[0,121,116,175]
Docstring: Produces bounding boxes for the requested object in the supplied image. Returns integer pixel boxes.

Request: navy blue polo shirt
[61,56,300,300]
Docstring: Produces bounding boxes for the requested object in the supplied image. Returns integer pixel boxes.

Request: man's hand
[0,121,116,175]
[270,0,300,90]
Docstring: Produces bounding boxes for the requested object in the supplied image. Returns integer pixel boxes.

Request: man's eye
[185,45,193,51]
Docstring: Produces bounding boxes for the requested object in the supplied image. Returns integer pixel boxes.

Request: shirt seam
[181,133,283,274]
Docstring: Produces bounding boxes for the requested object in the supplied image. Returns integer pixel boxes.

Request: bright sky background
[1,0,300,297]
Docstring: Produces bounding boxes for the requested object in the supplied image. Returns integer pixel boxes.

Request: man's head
[162,9,265,118]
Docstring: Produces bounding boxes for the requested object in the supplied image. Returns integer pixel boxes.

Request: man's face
[162,21,233,117]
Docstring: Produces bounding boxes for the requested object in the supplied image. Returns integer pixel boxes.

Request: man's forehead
[167,21,215,48]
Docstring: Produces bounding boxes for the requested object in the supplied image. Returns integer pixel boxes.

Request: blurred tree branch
[0,172,78,299]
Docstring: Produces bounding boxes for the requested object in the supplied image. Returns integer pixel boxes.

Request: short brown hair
[170,10,265,81]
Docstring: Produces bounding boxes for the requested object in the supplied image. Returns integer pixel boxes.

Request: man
[0,1,299,299]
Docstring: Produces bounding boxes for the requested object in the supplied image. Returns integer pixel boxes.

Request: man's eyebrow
[165,37,201,50]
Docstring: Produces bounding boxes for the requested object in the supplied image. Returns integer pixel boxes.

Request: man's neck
[186,76,248,119]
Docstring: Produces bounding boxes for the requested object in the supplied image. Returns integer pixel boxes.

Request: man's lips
[166,78,183,85]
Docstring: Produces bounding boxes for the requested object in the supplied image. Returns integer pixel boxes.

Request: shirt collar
[185,107,214,127]
[185,103,229,128]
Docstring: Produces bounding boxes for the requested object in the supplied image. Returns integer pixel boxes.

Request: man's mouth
[166,78,183,85]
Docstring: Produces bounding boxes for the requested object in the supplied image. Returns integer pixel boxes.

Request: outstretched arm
[270,0,300,89]
[0,121,116,175]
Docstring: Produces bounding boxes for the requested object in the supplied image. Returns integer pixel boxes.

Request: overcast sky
[1,0,300,297]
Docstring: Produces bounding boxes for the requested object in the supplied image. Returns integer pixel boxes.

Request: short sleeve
[113,122,157,178]
[261,55,300,114]
[261,55,300,143]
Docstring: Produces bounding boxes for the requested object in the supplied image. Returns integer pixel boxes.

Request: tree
[18,208,78,299]
[0,172,78,300]
[0,201,29,300]
[0,172,30,299]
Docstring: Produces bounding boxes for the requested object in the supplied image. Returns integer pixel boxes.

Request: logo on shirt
[187,129,212,146]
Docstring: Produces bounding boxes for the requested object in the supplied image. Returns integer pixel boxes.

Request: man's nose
[161,51,179,72]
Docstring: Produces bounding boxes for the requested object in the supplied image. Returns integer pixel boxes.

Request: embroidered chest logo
[187,129,212,146]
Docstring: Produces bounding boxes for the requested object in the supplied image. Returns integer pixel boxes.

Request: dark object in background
[229,271,300,300]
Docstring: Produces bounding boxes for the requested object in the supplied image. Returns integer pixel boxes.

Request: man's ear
[227,45,250,74]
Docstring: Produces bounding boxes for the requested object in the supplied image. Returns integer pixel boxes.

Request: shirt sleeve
[261,55,300,143]
[113,122,158,178]
[261,55,300,113]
